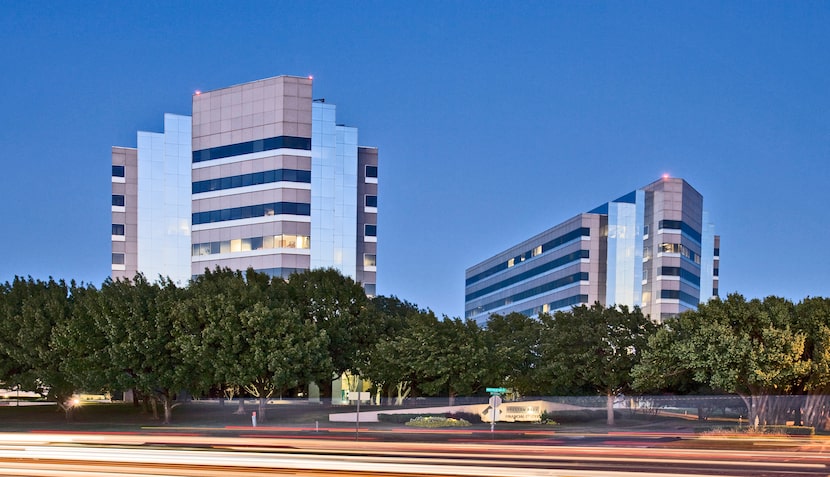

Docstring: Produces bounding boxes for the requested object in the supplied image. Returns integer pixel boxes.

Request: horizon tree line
[1,268,829,429]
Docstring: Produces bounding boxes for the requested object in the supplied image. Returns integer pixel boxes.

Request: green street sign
[486,387,507,394]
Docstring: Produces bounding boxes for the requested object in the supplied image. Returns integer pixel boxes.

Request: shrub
[405,416,471,428]
[539,411,558,425]
[700,425,815,436]
[761,425,815,436]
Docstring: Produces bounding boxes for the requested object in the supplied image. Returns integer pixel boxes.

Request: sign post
[348,391,370,440]
[485,387,507,433]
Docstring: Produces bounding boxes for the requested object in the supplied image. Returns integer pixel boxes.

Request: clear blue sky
[1,1,828,317]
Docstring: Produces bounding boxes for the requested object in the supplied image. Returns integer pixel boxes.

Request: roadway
[1,432,830,476]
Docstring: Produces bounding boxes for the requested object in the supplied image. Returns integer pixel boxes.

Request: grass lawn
[0,399,734,435]
[0,400,347,432]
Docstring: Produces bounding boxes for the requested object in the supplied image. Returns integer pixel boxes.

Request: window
[112,165,125,177]
[658,242,700,264]
[112,194,125,207]
[191,202,311,225]
[364,283,376,297]
[364,254,376,267]
[112,253,125,265]
[112,224,125,235]
[191,235,311,256]
[643,224,649,237]
[658,219,702,242]
[365,224,377,237]
[192,135,312,163]
[466,228,590,287]
[365,165,378,178]
[365,195,378,208]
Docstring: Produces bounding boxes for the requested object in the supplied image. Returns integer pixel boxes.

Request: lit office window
[364,254,376,267]
[191,235,311,256]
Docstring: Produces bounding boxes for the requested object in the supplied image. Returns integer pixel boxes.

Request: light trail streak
[1,433,829,476]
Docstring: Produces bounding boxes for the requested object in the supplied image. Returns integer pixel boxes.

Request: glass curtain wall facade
[465,177,720,323]
[310,101,358,279]
[111,114,192,284]
[604,192,645,308]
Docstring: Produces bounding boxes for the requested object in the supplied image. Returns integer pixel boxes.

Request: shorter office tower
[465,177,719,323]
[111,114,192,284]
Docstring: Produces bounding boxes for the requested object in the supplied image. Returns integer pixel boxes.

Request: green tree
[51,282,111,399]
[189,268,330,422]
[631,313,722,420]
[0,277,79,420]
[93,275,200,424]
[794,297,830,429]
[485,312,543,396]
[213,302,329,422]
[176,268,271,413]
[412,316,489,405]
[538,303,656,425]
[361,296,422,404]
[633,294,808,426]
[287,268,372,388]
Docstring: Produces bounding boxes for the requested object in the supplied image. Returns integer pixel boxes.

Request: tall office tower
[111,114,192,284]
[189,76,377,293]
[465,177,719,323]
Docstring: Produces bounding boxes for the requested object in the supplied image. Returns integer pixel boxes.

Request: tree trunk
[803,392,830,429]
[234,397,246,415]
[56,397,75,422]
[386,386,394,406]
[258,396,267,423]
[754,393,769,427]
[150,396,159,421]
[162,395,173,424]
[395,382,411,406]
[737,393,754,427]
[794,398,803,426]
[606,392,615,426]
